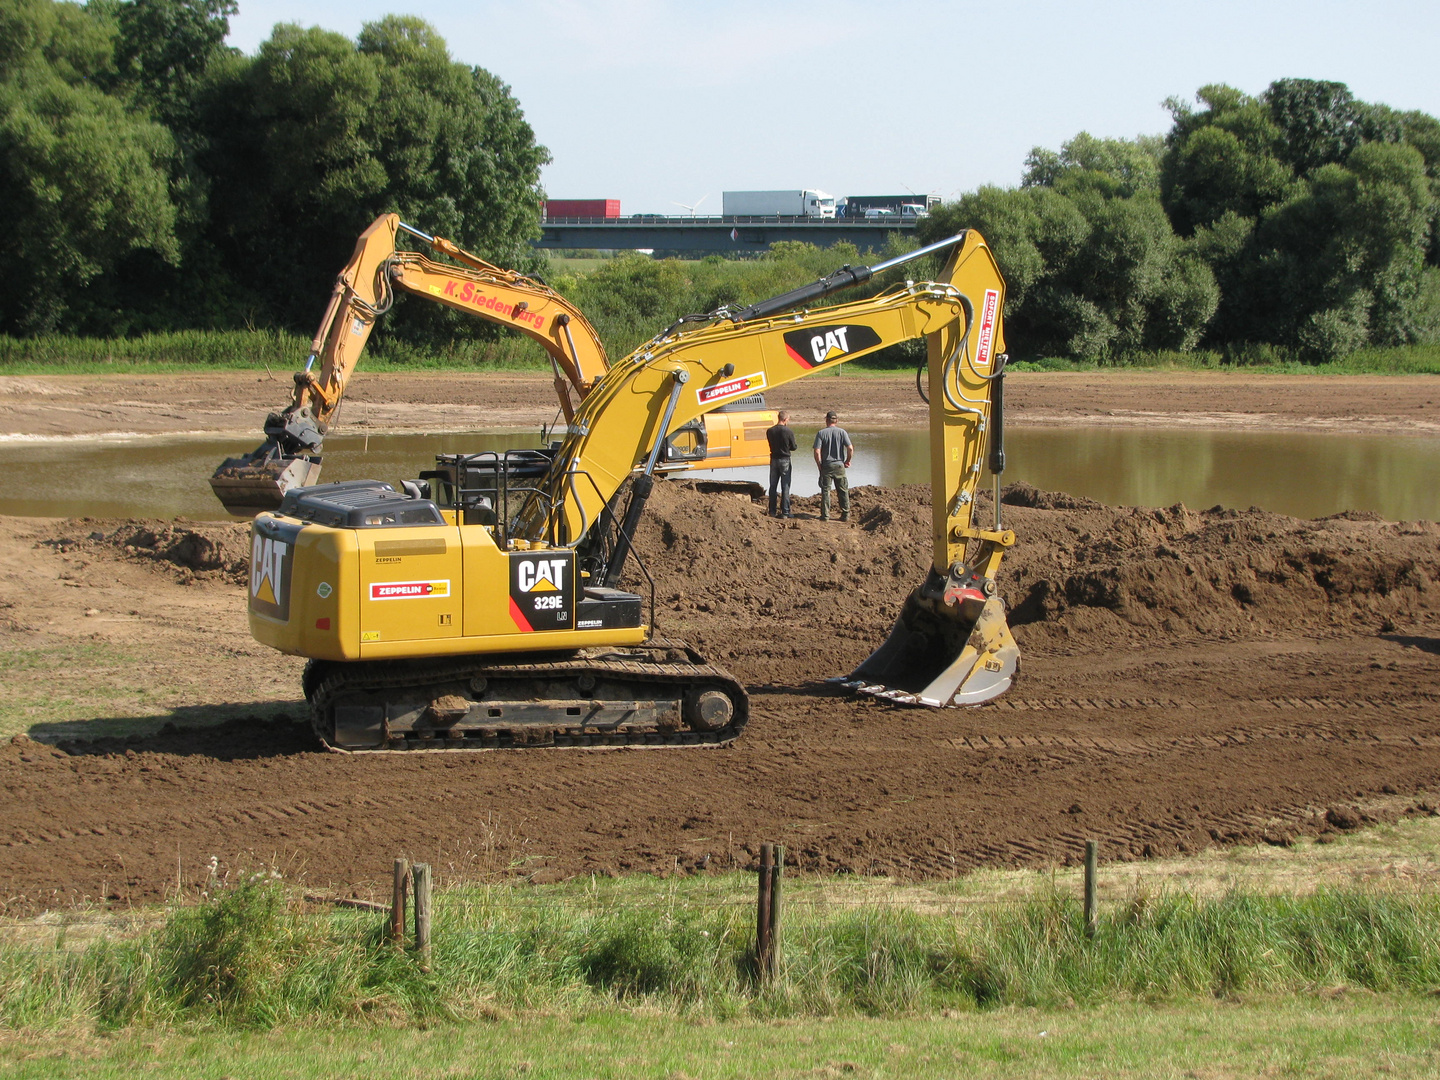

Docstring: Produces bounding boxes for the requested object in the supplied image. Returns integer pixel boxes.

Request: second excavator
[211,214,777,515]
[246,230,1019,750]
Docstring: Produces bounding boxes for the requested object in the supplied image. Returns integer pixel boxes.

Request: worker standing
[813,410,853,522]
[765,410,798,517]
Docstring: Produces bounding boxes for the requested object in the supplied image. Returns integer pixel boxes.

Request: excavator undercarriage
[304,640,748,752]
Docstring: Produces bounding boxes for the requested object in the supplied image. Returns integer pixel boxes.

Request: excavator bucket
[837,578,1019,708]
[209,448,321,516]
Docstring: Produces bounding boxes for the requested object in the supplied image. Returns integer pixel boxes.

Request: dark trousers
[768,458,792,515]
[819,460,849,518]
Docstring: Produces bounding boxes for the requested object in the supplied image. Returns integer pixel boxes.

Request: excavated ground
[1,466,1438,913]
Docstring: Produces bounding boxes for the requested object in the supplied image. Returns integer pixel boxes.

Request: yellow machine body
[249,512,647,663]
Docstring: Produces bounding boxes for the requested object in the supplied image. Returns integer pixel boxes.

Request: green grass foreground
[2,874,1439,1035]
[1,998,1436,1079]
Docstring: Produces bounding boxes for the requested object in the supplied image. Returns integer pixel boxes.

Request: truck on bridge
[842,194,941,219]
[544,199,621,219]
[721,190,837,218]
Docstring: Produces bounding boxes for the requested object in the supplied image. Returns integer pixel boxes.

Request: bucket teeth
[840,591,1019,709]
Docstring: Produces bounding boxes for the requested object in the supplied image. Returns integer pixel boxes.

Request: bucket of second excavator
[209,451,322,516]
[836,572,1019,708]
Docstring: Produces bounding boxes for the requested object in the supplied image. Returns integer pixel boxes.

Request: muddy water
[0,427,1437,522]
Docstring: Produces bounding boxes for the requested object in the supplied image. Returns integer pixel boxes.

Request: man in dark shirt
[765,410,798,517]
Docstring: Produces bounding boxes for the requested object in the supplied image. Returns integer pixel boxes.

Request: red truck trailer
[543,199,621,219]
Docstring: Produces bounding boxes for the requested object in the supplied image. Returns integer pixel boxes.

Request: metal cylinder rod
[641,371,689,477]
[732,233,968,323]
[867,232,968,275]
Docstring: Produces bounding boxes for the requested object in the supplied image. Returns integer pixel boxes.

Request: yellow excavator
[210,214,776,515]
[247,230,1018,750]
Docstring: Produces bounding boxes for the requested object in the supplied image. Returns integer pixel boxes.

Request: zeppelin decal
[974,288,1000,369]
[370,579,451,600]
[698,372,766,407]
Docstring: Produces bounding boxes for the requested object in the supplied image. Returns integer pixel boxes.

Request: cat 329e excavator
[247,230,1019,751]
[210,214,776,515]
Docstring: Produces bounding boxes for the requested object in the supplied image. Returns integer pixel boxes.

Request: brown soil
[2,369,1439,437]
[1,371,1439,914]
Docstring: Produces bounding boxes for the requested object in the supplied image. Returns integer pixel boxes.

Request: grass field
[0,814,1437,1075]
[2,997,1436,1079]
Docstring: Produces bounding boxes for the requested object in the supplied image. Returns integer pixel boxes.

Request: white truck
[722,190,837,218]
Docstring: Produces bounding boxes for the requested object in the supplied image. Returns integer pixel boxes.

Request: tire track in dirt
[2,477,1439,911]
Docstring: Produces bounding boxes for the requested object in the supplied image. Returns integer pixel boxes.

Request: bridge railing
[541,215,915,226]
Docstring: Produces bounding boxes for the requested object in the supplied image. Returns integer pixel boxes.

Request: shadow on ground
[1382,634,1440,656]
[30,703,319,761]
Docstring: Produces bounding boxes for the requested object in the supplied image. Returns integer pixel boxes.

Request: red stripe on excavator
[785,345,813,369]
[508,597,534,632]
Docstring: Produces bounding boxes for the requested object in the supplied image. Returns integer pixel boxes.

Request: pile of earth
[50,520,252,586]
[54,478,1440,689]
[627,479,1440,685]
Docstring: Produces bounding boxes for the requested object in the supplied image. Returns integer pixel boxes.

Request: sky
[225,0,1440,214]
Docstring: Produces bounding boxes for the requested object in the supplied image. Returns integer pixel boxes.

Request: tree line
[920,80,1440,362]
[0,0,547,340]
[3,1,1437,363]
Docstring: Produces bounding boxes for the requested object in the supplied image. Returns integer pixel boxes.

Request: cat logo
[516,558,566,593]
[249,525,299,621]
[783,324,882,369]
[508,552,575,632]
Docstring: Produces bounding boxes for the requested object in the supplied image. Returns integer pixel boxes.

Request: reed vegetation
[3,872,1438,1032]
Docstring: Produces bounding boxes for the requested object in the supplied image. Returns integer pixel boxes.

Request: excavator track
[303,638,748,752]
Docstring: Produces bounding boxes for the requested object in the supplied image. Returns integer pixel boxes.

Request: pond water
[0,426,1437,522]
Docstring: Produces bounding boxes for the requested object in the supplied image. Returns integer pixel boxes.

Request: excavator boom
[211,214,780,516]
[210,215,611,515]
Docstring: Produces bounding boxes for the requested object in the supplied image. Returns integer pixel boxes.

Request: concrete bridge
[534,215,918,253]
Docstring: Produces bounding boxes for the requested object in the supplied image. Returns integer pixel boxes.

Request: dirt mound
[42,520,252,585]
[1,483,1439,914]
[633,479,1440,682]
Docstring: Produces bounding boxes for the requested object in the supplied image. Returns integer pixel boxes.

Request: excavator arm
[210,214,610,515]
[514,230,1018,705]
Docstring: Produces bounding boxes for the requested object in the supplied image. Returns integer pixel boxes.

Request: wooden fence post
[1083,840,1098,939]
[412,862,433,970]
[756,843,774,978]
[391,858,410,945]
[768,843,784,978]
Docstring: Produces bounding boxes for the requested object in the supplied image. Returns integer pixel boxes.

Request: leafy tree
[1023,132,1163,198]
[1161,78,1440,357]
[1265,78,1363,176]
[198,16,550,333]
[110,0,237,128]
[1259,142,1435,358]
[0,0,180,333]
[1160,85,1294,236]
[920,184,1215,360]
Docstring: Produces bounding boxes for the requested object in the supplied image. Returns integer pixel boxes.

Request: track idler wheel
[684,686,735,731]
